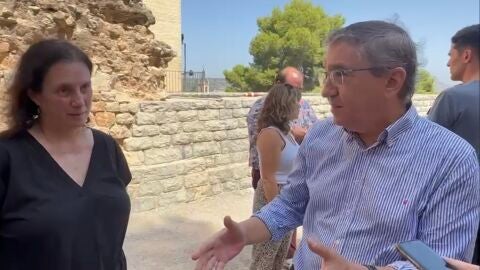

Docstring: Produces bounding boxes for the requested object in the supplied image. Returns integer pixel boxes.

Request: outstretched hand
[191,216,246,270]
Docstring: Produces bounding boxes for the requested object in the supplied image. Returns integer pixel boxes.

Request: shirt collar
[343,104,418,149]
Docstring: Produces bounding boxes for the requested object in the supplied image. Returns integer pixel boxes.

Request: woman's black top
[0,129,131,270]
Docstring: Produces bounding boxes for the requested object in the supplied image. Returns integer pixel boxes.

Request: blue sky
[181,0,479,87]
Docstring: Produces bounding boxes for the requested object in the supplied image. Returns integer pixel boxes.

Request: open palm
[192,216,246,270]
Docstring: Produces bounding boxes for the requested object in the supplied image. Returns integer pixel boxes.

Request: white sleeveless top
[258,126,300,185]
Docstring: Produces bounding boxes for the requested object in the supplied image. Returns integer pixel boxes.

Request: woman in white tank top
[251,84,301,270]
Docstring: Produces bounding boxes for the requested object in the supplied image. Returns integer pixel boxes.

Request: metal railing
[163,70,209,93]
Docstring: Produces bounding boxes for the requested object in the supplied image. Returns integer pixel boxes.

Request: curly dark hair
[257,84,301,135]
[2,39,92,137]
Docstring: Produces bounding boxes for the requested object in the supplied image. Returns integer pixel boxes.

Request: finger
[223,216,236,229]
[205,255,217,270]
[216,261,226,270]
[307,238,337,260]
[192,241,214,260]
[195,250,213,270]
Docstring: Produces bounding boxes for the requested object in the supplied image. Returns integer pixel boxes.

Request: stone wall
[0,0,177,102]
[86,93,437,212]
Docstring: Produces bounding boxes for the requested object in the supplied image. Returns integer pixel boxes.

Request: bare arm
[256,128,283,202]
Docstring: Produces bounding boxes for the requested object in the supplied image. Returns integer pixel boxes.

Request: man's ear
[385,67,407,98]
[462,47,473,63]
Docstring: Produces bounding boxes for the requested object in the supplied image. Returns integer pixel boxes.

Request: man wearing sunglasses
[193,21,479,270]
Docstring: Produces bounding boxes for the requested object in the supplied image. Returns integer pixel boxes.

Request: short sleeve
[0,144,10,207]
[113,140,131,186]
[427,90,457,128]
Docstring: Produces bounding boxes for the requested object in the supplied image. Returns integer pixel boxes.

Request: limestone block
[176,110,198,122]
[182,121,204,133]
[226,128,248,140]
[109,124,131,139]
[204,120,238,131]
[220,139,249,153]
[132,125,160,137]
[116,113,134,125]
[105,102,120,112]
[213,131,227,141]
[207,99,224,109]
[232,108,249,118]
[136,112,156,125]
[158,123,180,135]
[92,101,106,112]
[151,135,172,148]
[241,99,256,108]
[225,99,242,109]
[124,137,152,151]
[218,109,233,120]
[183,158,208,174]
[157,189,187,207]
[123,151,145,166]
[171,133,192,145]
[144,147,183,165]
[237,119,248,128]
[192,131,213,143]
[119,102,139,113]
[192,142,221,158]
[140,102,170,113]
[155,111,177,124]
[184,172,209,188]
[137,181,163,197]
[95,112,116,127]
[198,109,219,121]
[208,166,234,184]
[223,181,239,192]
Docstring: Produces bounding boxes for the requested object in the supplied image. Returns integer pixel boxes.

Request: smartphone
[395,240,452,270]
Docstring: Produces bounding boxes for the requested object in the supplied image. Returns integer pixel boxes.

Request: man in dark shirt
[428,24,480,264]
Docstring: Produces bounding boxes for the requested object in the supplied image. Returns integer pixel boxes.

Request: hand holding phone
[395,240,452,270]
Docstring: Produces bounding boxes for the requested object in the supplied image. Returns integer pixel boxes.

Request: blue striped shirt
[254,106,480,269]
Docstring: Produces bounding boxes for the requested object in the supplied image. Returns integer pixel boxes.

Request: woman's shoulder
[0,129,29,149]
[91,128,117,144]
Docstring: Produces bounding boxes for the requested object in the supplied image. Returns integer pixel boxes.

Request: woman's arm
[256,128,283,202]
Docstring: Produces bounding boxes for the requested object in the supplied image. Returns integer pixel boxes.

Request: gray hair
[326,21,418,103]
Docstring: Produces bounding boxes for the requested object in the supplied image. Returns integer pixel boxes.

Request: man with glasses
[192,21,479,270]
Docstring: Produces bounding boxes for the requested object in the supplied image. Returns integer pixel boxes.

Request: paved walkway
[124,189,255,270]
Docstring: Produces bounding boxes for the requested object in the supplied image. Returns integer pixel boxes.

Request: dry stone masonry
[0,0,439,212]
[87,94,437,212]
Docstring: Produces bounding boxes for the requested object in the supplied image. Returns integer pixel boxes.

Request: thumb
[307,239,337,261]
[223,216,236,229]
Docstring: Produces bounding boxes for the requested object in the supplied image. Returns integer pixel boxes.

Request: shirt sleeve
[253,140,310,241]
[113,139,132,186]
[427,90,457,128]
[0,144,9,207]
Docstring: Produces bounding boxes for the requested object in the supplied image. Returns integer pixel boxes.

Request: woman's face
[29,61,92,129]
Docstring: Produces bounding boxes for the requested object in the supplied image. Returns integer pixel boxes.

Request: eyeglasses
[322,66,399,87]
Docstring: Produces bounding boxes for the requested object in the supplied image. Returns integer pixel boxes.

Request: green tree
[224,0,344,92]
[416,68,436,94]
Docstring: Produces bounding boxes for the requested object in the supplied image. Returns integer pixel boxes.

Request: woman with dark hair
[0,39,131,270]
[250,84,301,270]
